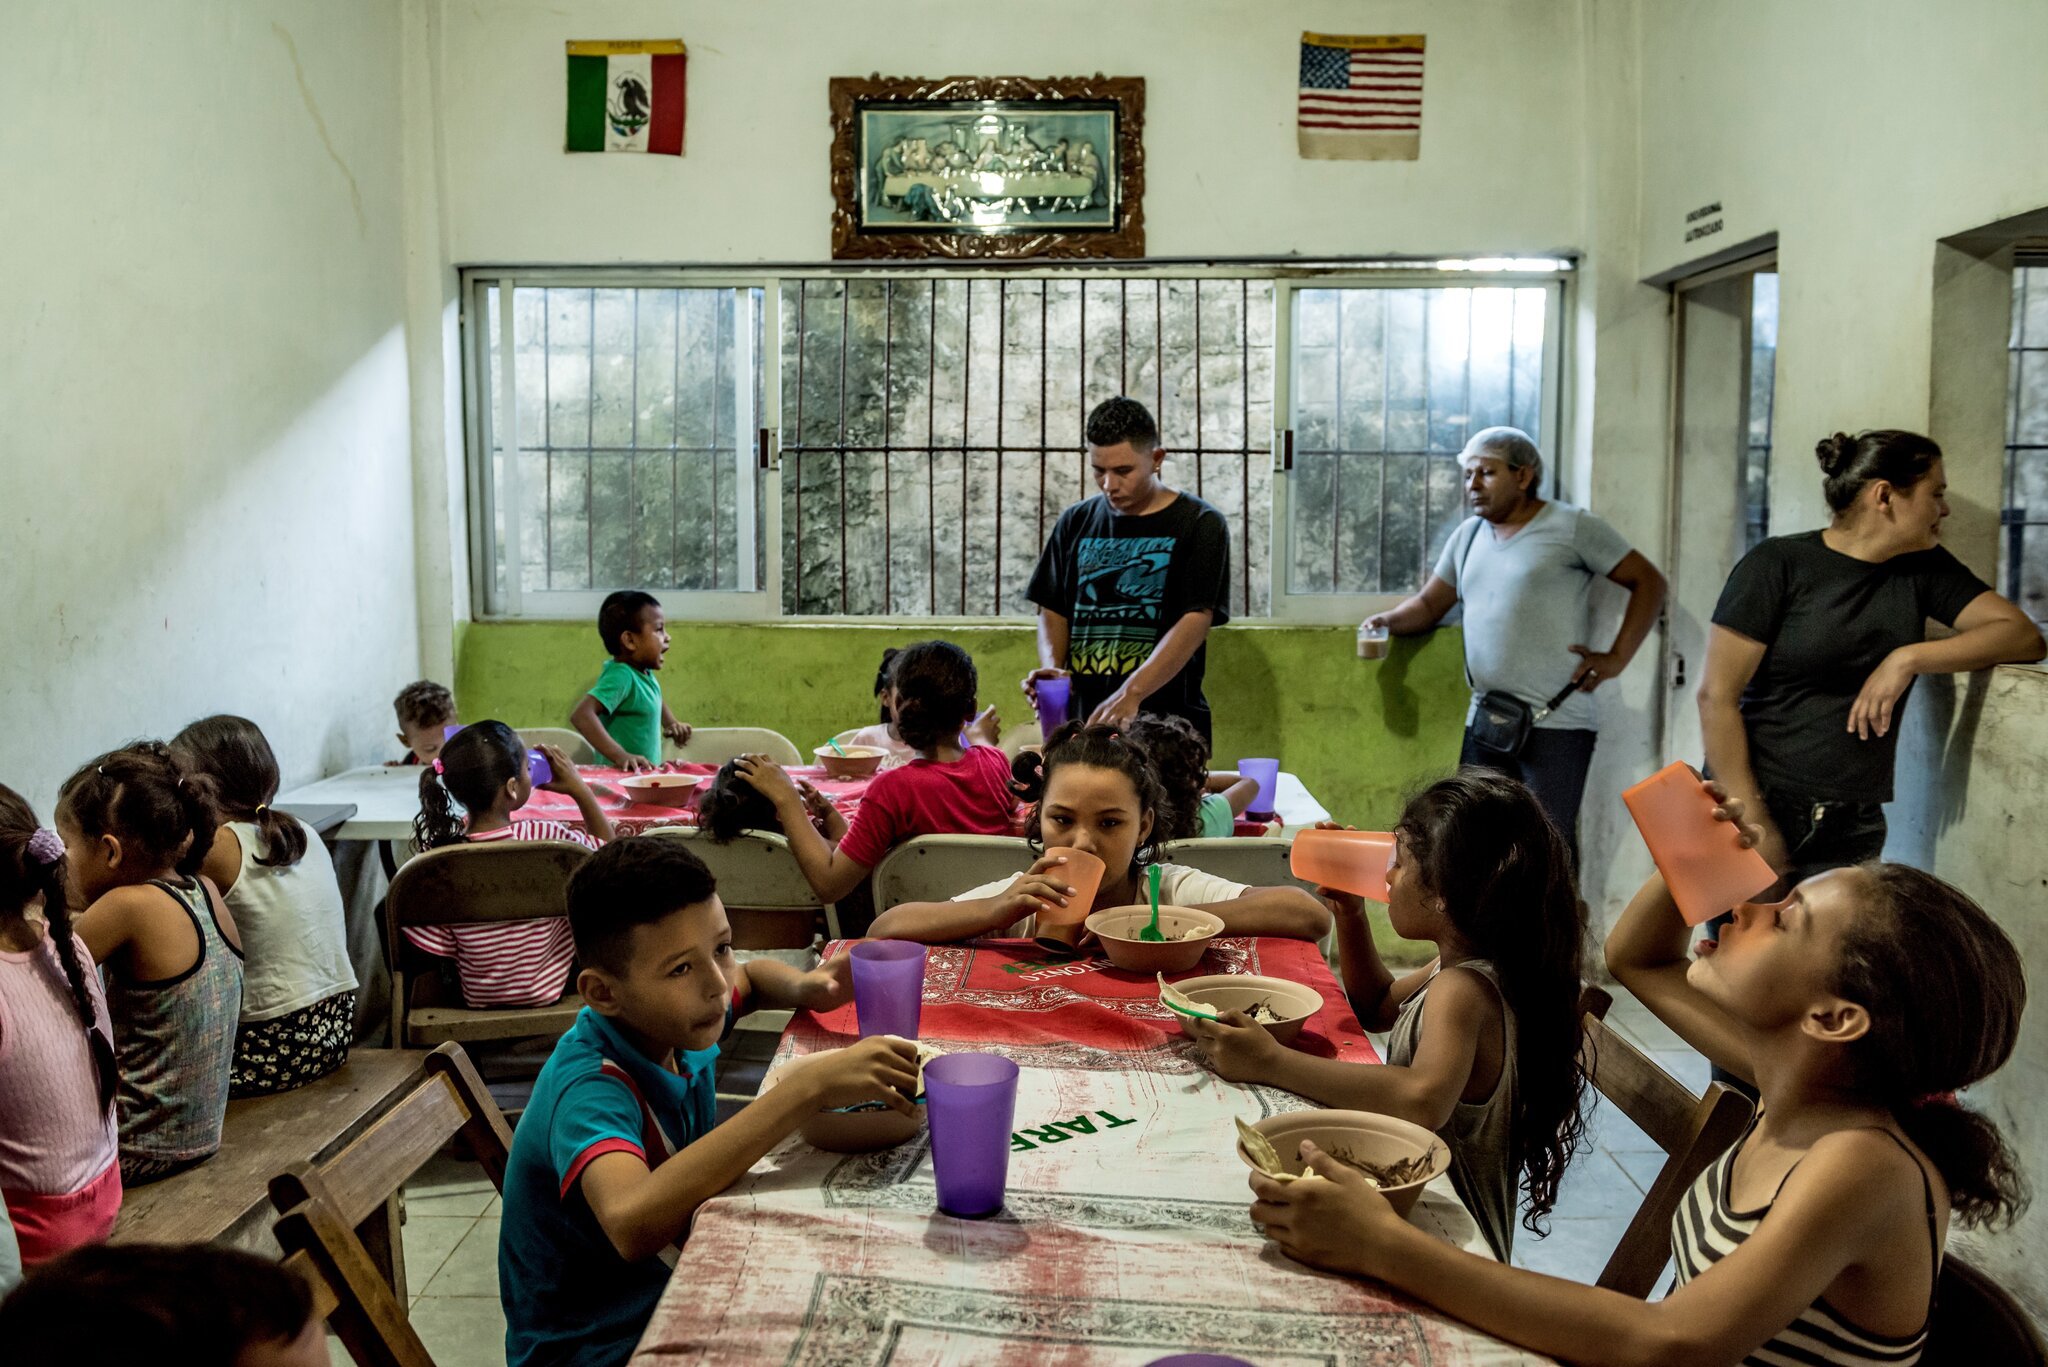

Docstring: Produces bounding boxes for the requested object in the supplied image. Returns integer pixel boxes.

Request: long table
[629,938,1547,1365]
[276,765,1332,844]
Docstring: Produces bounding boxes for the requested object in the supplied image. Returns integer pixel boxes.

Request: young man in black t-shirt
[1024,397,1232,742]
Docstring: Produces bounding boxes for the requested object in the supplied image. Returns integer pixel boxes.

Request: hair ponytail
[889,641,979,751]
[58,742,218,881]
[1124,714,1209,843]
[170,715,306,870]
[413,721,524,851]
[1815,429,1941,514]
[0,785,118,1112]
[1839,864,2029,1228]
[1896,1095,2027,1228]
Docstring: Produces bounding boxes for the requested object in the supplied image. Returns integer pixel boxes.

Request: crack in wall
[274,22,365,235]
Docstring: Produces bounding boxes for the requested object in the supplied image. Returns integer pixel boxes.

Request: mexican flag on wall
[565,40,686,155]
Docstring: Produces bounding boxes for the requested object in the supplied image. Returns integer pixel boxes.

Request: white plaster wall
[432,0,1587,264]
[0,1,418,815]
[1633,0,2048,561]
[1889,666,2048,1322]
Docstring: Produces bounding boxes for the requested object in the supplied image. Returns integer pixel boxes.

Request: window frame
[1268,269,1570,624]
[460,260,1574,625]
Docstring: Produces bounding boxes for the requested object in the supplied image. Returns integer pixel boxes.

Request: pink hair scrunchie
[25,828,64,865]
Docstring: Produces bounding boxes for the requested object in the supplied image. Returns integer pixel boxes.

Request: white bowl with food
[1161,973,1322,1046]
[618,772,705,807]
[1084,904,1224,973]
[1234,1109,1450,1218]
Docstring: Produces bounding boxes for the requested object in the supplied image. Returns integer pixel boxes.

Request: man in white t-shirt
[1366,428,1666,861]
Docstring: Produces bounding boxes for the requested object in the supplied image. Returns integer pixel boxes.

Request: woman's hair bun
[1815,431,1856,478]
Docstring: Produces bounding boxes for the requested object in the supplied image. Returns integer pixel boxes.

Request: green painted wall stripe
[454,620,1469,961]
[565,55,608,151]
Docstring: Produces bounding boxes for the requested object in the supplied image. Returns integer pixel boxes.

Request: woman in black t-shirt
[1699,430,2043,881]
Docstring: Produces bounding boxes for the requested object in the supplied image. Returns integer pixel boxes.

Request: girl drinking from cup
[406,721,613,1010]
[868,723,1329,944]
[1189,770,1587,1261]
[1247,780,2026,1367]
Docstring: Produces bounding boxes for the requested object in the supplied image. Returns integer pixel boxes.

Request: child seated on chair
[406,722,613,1010]
[734,639,1007,907]
[696,757,839,846]
[388,679,457,767]
[825,647,916,770]
[499,838,920,1367]
[568,591,692,772]
[0,1242,328,1367]
[1125,713,1258,840]
[868,723,1330,944]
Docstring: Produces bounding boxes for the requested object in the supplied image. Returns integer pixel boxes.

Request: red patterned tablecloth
[513,763,874,837]
[630,939,1549,1366]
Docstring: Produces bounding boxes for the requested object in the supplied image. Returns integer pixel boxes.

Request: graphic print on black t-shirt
[1070,534,1178,677]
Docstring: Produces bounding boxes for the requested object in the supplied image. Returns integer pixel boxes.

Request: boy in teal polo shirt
[569,590,694,771]
[499,839,921,1367]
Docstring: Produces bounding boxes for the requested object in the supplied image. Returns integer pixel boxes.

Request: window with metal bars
[779,276,1273,618]
[2005,261,2048,623]
[470,281,766,617]
[1286,284,1556,594]
[463,264,1570,622]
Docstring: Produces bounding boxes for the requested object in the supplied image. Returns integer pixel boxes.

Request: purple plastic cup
[1237,757,1280,814]
[849,940,927,1040]
[924,1052,1020,1218]
[526,749,554,787]
[1033,675,1073,736]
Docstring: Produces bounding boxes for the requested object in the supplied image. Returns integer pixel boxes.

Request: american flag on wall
[1298,32,1425,161]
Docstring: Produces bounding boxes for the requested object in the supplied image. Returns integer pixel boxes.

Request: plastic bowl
[1085,905,1224,974]
[618,773,704,807]
[1235,1109,1450,1218]
[814,745,886,780]
[1169,973,1322,1046]
[799,1102,924,1153]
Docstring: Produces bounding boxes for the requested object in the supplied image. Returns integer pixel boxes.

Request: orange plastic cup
[1621,762,1779,926]
[1289,829,1396,903]
[1032,847,1106,952]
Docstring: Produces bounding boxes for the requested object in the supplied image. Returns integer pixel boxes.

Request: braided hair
[0,784,118,1110]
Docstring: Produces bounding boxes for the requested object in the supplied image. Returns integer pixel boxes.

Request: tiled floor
[346,991,1709,1365]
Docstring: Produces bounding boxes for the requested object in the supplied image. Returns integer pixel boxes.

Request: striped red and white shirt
[403,820,597,1009]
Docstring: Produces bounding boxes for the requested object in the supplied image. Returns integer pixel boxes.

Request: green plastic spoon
[1139,863,1166,942]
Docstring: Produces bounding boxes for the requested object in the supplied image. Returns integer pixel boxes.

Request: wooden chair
[666,726,804,767]
[384,840,591,1048]
[270,1043,512,1367]
[642,826,841,945]
[1579,986,1755,1298]
[1925,1255,2048,1366]
[870,834,1036,912]
[515,725,600,764]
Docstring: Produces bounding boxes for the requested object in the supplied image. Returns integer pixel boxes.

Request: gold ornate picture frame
[829,74,1145,260]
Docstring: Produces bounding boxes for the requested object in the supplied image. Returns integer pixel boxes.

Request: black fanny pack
[1469,680,1580,757]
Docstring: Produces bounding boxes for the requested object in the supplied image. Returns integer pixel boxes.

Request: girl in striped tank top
[1244,777,2025,1366]
[60,744,246,1185]
[405,723,612,1009]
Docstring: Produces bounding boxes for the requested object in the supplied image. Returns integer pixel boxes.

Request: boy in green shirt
[570,590,693,770]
